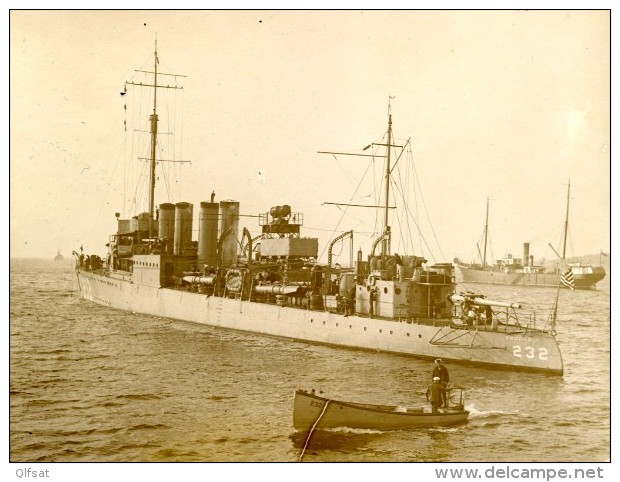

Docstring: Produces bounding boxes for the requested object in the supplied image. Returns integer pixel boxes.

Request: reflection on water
[428,429,456,460]
[290,428,387,462]
[10,260,610,462]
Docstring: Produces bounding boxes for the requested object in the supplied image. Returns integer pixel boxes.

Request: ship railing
[447,293,550,334]
[413,272,454,285]
[259,211,304,226]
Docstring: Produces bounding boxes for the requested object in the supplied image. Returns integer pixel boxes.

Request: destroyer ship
[74,44,563,375]
[455,189,606,290]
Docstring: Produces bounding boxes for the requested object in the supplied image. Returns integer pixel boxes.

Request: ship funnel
[523,243,530,267]
[198,201,219,268]
[158,203,175,252]
[220,200,240,268]
[174,202,193,256]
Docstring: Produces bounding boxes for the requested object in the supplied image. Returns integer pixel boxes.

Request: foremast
[147,43,159,239]
[125,38,186,238]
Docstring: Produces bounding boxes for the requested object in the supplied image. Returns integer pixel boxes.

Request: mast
[125,38,187,239]
[562,180,570,260]
[382,105,393,256]
[373,100,403,257]
[482,197,489,268]
[148,39,159,238]
[318,99,401,258]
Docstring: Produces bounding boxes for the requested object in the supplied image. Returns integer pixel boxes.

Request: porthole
[395,287,401,295]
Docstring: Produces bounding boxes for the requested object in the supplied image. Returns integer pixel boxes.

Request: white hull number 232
[513,345,548,360]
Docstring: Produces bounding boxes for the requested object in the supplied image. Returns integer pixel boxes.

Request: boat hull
[293,389,468,431]
[76,270,563,374]
[457,265,605,290]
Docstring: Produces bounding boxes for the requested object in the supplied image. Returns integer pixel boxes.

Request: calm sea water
[9,259,610,466]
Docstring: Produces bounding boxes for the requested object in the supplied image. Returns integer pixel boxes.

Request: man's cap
[435,358,442,363]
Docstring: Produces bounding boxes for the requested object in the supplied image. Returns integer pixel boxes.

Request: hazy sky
[9,10,611,265]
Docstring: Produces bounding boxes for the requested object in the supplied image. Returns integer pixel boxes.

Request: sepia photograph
[8,5,613,477]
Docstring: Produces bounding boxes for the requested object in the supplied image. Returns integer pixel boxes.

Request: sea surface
[9,259,611,465]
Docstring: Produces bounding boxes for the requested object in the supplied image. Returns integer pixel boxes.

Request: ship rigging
[75,43,564,375]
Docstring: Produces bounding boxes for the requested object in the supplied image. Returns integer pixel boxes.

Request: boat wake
[324,427,385,435]
[428,426,460,433]
[465,404,518,419]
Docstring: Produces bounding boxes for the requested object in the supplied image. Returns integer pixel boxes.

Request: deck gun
[448,293,521,309]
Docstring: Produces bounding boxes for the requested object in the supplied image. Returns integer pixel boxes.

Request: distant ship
[54,250,64,262]
[74,42,563,375]
[455,186,606,290]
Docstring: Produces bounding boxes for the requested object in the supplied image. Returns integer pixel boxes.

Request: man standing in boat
[428,377,443,413]
[432,359,449,407]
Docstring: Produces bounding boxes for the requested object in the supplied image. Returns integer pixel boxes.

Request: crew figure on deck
[345,284,356,316]
[369,286,378,318]
[394,253,404,281]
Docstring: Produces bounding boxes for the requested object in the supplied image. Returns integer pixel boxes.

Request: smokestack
[220,200,240,268]
[174,202,193,256]
[523,243,530,267]
[158,203,175,243]
[198,201,219,267]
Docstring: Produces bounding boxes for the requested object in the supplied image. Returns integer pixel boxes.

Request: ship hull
[77,270,563,374]
[456,265,605,290]
[292,389,469,431]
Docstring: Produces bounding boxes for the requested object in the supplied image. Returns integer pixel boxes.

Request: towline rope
[298,399,331,462]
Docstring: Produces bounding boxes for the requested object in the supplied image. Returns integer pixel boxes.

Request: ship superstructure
[75,43,563,375]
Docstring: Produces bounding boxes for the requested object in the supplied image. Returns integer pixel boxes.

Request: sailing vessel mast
[482,197,489,268]
[562,179,570,260]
